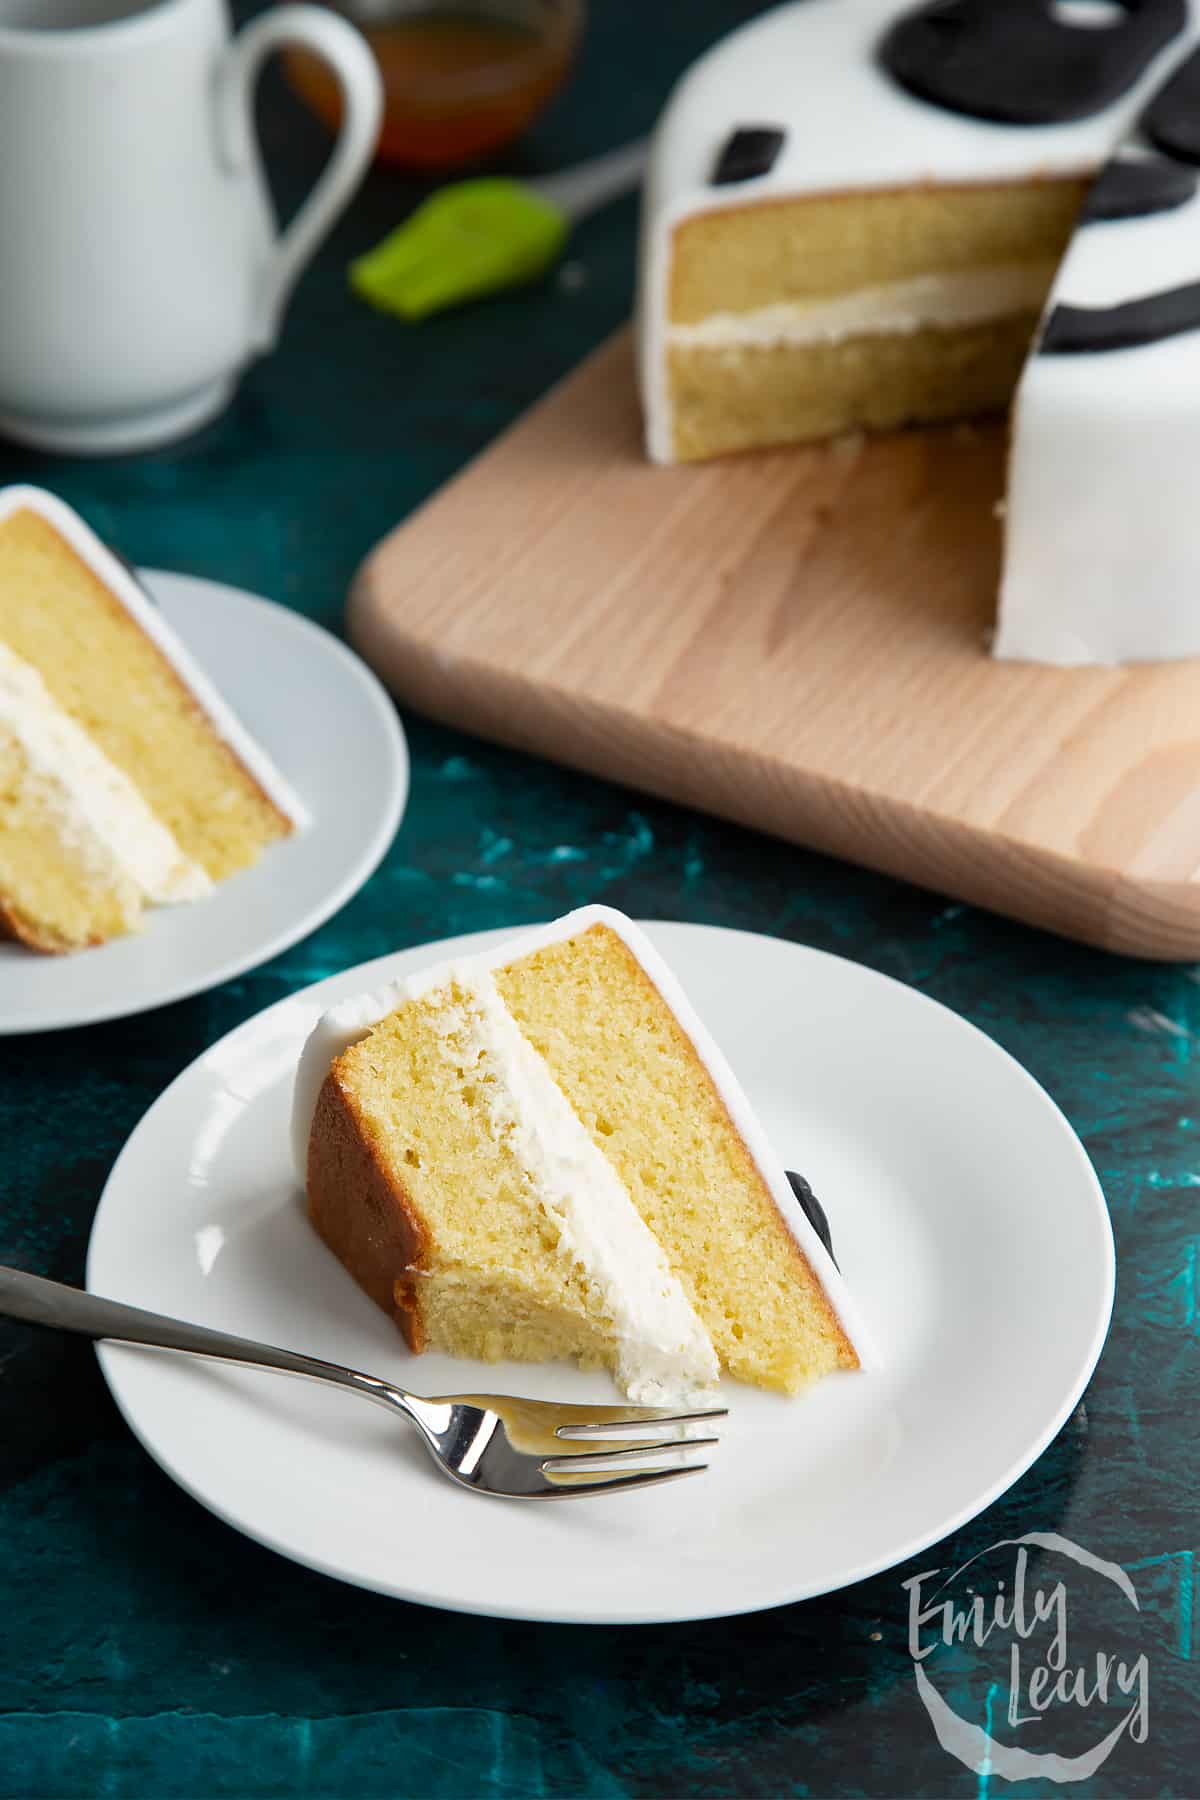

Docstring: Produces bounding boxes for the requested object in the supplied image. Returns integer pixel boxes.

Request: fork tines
[539,1413,723,1495]
[539,1463,711,1496]
[553,1405,727,1439]
[543,1435,720,1475]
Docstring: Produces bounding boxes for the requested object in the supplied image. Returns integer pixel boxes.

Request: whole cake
[0,486,305,952]
[293,906,864,1403]
[637,0,1200,664]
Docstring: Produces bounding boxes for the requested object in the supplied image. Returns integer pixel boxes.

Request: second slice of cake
[0,486,306,952]
[294,906,863,1403]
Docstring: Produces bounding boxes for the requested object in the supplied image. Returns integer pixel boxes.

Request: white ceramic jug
[0,0,382,454]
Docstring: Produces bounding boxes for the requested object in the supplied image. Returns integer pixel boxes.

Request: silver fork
[0,1265,724,1500]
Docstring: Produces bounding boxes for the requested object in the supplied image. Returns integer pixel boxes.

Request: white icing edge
[292,905,871,1369]
[429,966,719,1404]
[665,263,1059,350]
[0,485,309,827]
[0,641,212,905]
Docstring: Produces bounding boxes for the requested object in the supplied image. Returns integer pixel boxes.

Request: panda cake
[637,0,1200,666]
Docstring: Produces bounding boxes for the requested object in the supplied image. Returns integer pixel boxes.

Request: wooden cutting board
[350,330,1200,961]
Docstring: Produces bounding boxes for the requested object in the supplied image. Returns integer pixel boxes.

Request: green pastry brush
[350,138,646,322]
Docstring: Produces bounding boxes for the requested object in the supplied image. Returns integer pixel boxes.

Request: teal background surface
[0,4,1196,1795]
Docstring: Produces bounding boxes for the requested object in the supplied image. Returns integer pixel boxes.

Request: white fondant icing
[291,905,870,1371]
[0,485,308,825]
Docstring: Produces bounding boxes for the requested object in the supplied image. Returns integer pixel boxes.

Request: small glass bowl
[284,0,586,172]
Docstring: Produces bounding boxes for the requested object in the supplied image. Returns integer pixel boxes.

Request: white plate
[0,571,408,1032]
[87,923,1114,1625]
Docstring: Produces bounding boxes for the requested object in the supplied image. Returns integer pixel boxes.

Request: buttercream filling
[423,965,720,1405]
[666,261,1058,350]
[0,641,212,905]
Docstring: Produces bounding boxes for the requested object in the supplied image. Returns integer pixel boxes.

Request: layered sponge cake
[293,907,863,1403]
[638,0,1200,665]
[654,178,1083,462]
[638,0,1189,464]
[0,487,304,952]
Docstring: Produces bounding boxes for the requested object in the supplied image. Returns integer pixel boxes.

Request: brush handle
[532,139,648,224]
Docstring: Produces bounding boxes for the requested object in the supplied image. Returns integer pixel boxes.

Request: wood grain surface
[350,330,1200,960]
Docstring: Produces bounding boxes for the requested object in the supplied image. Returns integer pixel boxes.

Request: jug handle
[217,5,382,354]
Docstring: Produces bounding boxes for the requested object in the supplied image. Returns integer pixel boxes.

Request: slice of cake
[293,906,864,1403]
[0,486,305,952]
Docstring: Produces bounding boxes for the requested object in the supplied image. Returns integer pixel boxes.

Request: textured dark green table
[1,5,1196,1796]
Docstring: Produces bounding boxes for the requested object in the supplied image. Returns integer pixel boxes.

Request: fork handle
[0,1263,405,1410]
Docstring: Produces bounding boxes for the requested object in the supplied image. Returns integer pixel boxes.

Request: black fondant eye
[1040,282,1200,353]
[711,125,786,186]
[879,0,1187,126]
[785,1170,838,1267]
[1142,44,1200,164]
[1083,154,1197,220]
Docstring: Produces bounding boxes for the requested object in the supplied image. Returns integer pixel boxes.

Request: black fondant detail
[711,125,786,186]
[879,0,1187,126]
[1143,44,1200,163]
[1083,153,1198,219]
[785,1171,838,1268]
[1041,280,1200,351]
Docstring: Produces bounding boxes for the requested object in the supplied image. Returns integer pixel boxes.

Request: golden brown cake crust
[0,896,104,954]
[0,898,50,952]
[306,1069,431,1352]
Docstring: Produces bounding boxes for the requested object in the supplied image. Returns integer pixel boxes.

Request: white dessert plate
[87,922,1114,1625]
[0,571,408,1033]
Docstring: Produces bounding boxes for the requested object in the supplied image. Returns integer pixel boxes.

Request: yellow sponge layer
[668,180,1085,322]
[668,312,1038,459]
